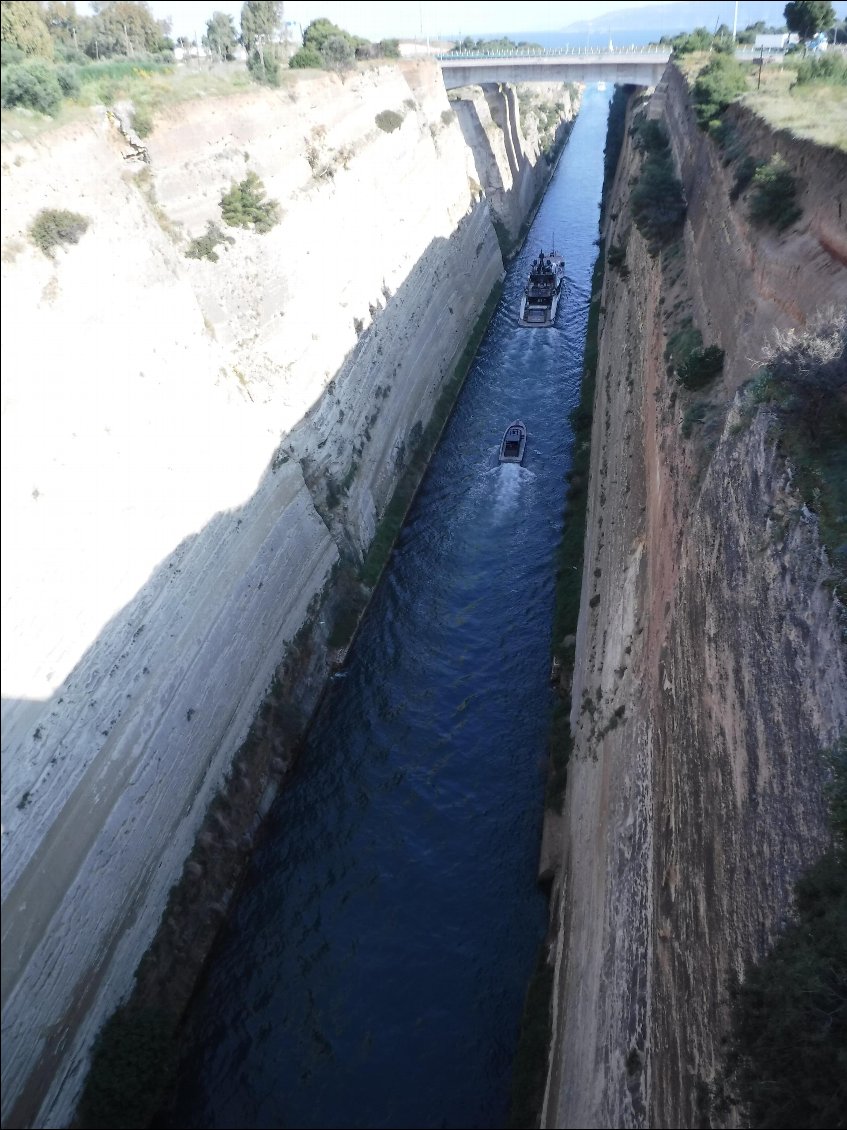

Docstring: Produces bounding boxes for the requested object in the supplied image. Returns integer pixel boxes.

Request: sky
[141,1,684,43]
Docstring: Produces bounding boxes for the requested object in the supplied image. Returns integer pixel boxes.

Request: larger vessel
[518,249,565,327]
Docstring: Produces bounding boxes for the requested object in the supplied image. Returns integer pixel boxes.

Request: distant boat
[499,421,527,464]
[518,249,565,327]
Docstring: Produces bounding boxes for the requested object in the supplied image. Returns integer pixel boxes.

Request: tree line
[0,1,401,101]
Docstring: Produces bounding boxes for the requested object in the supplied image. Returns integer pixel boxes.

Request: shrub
[628,117,686,250]
[682,403,708,438]
[631,116,668,154]
[375,109,403,133]
[631,151,686,250]
[220,172,280,233]
[663,26,714,54]
[794,52,847,86]
[730,154,761,201]
[55,64,80,98]
[132,104,154,139]
[0,42,25,66]
[289,45,323,68]
[666,323,702,368]
[691,55,748,129]
[749,156,802,231]
[321,34,355,74]
[29,208,89,257]
[0,60,63,115]
[247,48,281,86]
[76,1005,177,1130]
[677,344,725,390]
[665,323,724,390]
[185,221,235,262]
[607,242,628,270]
[378,38,400,58]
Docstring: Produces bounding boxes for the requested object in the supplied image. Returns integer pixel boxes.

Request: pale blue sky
[142,1,680,43]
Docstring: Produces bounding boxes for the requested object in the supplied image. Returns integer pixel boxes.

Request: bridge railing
[436,45,672,61]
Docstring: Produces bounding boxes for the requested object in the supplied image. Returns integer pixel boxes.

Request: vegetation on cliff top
[0,3,401,134]
[673,43,847,151]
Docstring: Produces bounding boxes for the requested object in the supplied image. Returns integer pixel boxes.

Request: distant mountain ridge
[559,0,847,34]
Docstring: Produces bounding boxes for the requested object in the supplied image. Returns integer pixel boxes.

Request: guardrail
[436,46,672,60]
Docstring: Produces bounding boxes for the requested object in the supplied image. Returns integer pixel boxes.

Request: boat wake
[491,462,535,518]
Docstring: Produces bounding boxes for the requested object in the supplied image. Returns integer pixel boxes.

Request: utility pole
[733,0,738,41]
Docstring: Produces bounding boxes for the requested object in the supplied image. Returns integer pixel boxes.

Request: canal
[160,85,613,1130]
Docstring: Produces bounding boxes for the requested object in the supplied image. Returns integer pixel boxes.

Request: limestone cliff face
[543,74,846,1128]
[0,60,513,1128]
[451,82,577,246]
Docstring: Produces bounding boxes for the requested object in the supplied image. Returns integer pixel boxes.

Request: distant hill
[559,0,847,35]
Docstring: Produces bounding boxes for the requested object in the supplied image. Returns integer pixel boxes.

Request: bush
[607,242,628,271]
[132,104,154,138]
[378,38,400,58]
[628,117,686,250]
[76,1006,177,1130]
[691,55,748,129]
[662,26,714,54]
[289,45,323,68]
[0,42,25,66]
[631,151,686,250]
[29,208,89,257]
[55,64,80,98]
[749,156,802,231]
[1,60,63,114]
[220,172,280,233]
[682,403,708,438]
[631,116,668,154]
[321,34,355,74]
[665,323,724,390]
[730,154,761,201]
[795,52,847,86]
[247,48,281,86]
[185,221,235,262]
[677,344,725,390]
[375,109,403,133]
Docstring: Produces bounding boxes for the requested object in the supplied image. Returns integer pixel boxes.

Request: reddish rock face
[544,73,846,1129]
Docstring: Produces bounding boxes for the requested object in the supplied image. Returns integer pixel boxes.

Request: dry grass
[742,67,847,150]
[0,60,314,145]
[1,102,89,143]
[674,51,847,152]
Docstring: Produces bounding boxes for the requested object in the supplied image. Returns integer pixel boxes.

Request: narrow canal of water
[161,87,613,1130]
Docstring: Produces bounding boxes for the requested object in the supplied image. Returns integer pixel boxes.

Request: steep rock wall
[544,75,846,1128]
[451,82,576,247]
[0,60,509,1128]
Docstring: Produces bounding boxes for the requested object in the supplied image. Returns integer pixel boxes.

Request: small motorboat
[499,421,527,464]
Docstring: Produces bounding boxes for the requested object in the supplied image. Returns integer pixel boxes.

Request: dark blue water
[162,87,613,1130]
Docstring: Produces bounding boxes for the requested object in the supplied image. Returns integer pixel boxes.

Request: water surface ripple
[163,88,613,1130]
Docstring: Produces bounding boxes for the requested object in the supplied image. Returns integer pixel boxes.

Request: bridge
[437,46,672,90]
